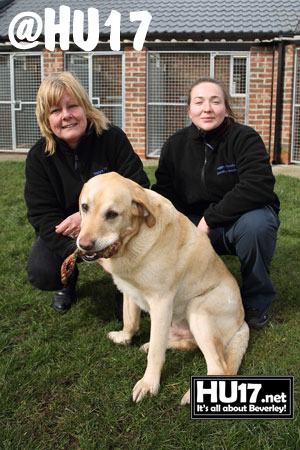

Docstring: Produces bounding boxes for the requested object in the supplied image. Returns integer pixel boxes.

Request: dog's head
[77,172,156,262]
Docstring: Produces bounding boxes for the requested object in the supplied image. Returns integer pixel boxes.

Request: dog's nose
[78,237,95,251]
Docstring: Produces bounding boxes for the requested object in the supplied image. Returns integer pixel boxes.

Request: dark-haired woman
[152,78,280,329]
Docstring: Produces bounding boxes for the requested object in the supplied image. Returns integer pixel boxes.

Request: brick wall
[41,45,296,162]
[124,47,147,158]
[248,44,295,163]
[43,48,64,77]
[248,46,276,157]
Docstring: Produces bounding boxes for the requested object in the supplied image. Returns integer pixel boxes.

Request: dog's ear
[131,187,156,228]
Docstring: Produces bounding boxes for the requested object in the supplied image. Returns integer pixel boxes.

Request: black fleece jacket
[25,124,150,260]
[152,119,279,228]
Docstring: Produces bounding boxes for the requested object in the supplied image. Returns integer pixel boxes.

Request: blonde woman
[25,72,149,313]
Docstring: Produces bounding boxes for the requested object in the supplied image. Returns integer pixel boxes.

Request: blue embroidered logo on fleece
[217,164,237,175]
[93,167,108,176]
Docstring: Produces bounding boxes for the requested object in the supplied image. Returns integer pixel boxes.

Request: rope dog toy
[61,241,120,285]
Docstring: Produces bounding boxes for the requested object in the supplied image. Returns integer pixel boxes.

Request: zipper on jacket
[201,142,211,198]
[74,153,79,171]
[74,152,86,183]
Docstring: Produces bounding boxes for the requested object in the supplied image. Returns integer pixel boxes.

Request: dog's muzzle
[80,241,121,262]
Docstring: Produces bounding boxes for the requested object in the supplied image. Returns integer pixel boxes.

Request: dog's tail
[225,321,249,375]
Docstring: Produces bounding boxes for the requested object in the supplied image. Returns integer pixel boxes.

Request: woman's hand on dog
[197,217,211,235]
[55,212,81,239]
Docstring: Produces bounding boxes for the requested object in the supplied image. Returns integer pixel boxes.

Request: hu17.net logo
[191,376,294,420]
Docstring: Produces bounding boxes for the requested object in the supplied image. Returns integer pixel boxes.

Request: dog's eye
[105,210,118,220]
[81,203,89,212]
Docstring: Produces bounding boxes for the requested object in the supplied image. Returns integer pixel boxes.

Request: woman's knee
[26,237,63,291]
[226,206,280,268]
[27,260,62,291]
[233,206,280,242]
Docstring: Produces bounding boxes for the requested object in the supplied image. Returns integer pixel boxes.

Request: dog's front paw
[180,388,191,405]
[139,342,150,353]
[108,330,132,345]
[132,377,160,403]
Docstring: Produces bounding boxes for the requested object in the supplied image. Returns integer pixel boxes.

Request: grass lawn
[0,161,299,449]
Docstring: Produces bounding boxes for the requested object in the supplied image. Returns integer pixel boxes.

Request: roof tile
[0,0,300,40]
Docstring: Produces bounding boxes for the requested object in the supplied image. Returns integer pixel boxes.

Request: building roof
[1,0,300,42]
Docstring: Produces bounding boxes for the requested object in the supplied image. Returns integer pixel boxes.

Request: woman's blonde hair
[36,71,109,155]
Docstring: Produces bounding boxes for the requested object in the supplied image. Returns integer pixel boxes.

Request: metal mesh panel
[14,56,41,102]
[101,106,122,126]
[214,55,231,85]
[65,54,89,92]
[231,97,246,123]
[147,52,210,157]
[0,54,11,101]
[148,105,190,157]
[93,54,122,126]
[212,55,247,123]
[147,52,248,157]
[291,50,300,163]
[232,57,247,94]
[148,53,210,104]
[15,104,41,149]
[0,55,12,149]
[0,104,12,149]
[292,108,300,162]
[0,54,42,152]
[66,53,123,128]
[14,55,42,149]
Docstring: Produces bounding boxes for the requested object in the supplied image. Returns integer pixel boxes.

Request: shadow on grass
[76,278,119,322]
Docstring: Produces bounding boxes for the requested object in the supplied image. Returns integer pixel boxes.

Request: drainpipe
[272,40,285,165]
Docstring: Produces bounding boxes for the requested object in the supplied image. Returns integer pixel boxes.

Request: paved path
[142,160,300,180]
[271,164,300,179]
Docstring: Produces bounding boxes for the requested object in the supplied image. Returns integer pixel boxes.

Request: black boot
[52,268,78,313]
[244,307,269,330]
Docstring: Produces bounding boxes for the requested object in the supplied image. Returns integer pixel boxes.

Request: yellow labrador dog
[77,172,249,405]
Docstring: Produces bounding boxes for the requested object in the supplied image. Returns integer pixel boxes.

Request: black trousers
[188,206,280,311]
[27,235,123,319]
[26,236,68,291]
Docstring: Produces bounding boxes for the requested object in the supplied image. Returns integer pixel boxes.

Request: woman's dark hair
[187,77,236,120]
